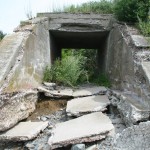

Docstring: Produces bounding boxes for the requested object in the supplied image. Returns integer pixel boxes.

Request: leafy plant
[43,55,87,87]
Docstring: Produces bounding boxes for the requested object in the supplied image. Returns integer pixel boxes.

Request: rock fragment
[0,122,48,141]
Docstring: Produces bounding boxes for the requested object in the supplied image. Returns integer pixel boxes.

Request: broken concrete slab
[109,91,150,126]
[112,121,150,150]
[48,112,114,149]
[131,35,150,48]
[37,86,73,98]
[0,90,37,132]
[66,95,110,117]
[0,122,48,141]
[73,86,107,97]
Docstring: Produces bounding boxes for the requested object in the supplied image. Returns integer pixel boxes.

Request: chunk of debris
[0,121,48,141]
[131,35,150,48]
[109,91,150,126]
[0,90,37,132]
[111,121,150,150]
[66,95,110,117]
[73,86,107,97]
[37,86,73,98]
[48,112,114,149]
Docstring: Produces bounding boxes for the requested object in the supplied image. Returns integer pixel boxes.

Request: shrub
[138,17,150,36]
[43,55,87,87]
[114,0,150,22]
[63,0,114,14]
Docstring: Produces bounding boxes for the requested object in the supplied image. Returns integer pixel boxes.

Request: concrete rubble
[48,112,114,149]
[66,95,110,116]
[0,90,37,132]
[0,122,48,141]
[38,86,107,98]
[131,35,150,48]
[111,121,150,150]
[109,91,150,126]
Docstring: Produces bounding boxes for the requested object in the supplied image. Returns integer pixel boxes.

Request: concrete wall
[3,21,50,92]
[105,25,135,90]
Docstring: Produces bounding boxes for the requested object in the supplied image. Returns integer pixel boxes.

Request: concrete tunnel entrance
[49,30,109,73]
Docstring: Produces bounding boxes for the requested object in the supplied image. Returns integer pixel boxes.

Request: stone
[66,95,110,116]
[72,86,107,97]
[0,90,37,132]
[48,112,114,149]
[0,122,48,141]
[86,145,98,150]
[112,121,150,150]
[71,144,85,150]
[141,62,150,85]
[131,35,150,48]
[110,91,150,126]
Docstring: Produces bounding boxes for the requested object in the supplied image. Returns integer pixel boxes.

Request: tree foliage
[114,0,150,22]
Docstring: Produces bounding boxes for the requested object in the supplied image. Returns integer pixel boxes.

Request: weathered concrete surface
[48,112,114,149]
[109,91,150,126]
[112,121,150,150]
[0,32,25,88]
[73,86,107,97]
[37,13,112,31]
[38,86,73,98]
[131,35,150,48]
[0,122,48,141]
[3,22,50,92]
[105,25,135,90]
[0,90,37,132]
[66,95,110,116]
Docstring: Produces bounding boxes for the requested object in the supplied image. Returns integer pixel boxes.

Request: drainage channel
[0,91,127,150]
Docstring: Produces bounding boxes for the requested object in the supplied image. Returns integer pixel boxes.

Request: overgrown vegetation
[43,54,87,87]
[114,0,150,22]
[63,0,114,14]
[43,49,111,87]
[0,30,6,41]
[138,17,150,36]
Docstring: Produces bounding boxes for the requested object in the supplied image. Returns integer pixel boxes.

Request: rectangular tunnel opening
[49,30,109,76]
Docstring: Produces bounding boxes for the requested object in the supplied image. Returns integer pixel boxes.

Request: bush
[114,0,150,22]
[43,55,87,87]
[138,17,150,36]
[63,0,114,14]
